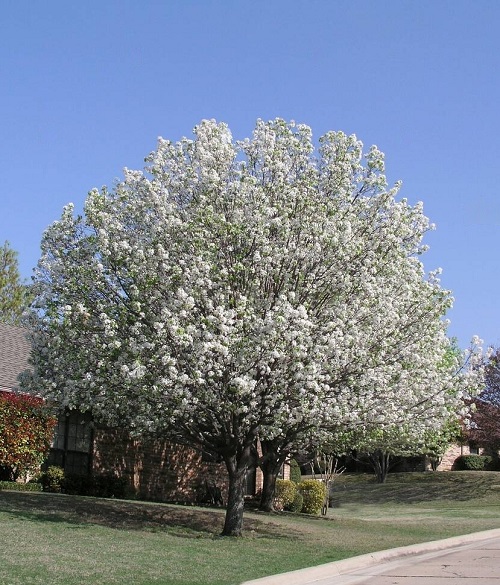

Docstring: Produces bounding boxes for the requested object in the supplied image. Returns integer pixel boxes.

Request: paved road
[241,529,500,585]
[322,536,500,584]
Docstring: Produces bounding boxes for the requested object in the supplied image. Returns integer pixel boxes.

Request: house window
[469,442,479,455]
[46,411,93,475]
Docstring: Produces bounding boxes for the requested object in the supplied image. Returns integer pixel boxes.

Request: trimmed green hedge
[0,481,43,492]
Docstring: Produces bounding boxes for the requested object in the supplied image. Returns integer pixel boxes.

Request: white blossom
[22,119,485,535]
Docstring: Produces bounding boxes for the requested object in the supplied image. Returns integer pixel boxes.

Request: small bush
[289,490,303,513]
[0,480,43,492]
[274,479,296,511]
[289,459,302,484]
[92,474,128,498]
[38,467,129,498]
[454,455,492,471]
[64,473,129,498]
[63,473,95,496]
[298,479,327,515]
[483,456,493,470]
[485,456,500,471]
[40,466,65,492]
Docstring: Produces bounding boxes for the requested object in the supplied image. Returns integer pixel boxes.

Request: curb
[240,528,500,585]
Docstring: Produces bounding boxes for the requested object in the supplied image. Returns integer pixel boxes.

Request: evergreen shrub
[289,459,302,484]
[290,490,304,513]
[274,479,296,510]
[40,466,65,492]
[298,479,327,515]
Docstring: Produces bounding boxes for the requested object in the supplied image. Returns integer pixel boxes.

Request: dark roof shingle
[0,323,31,391]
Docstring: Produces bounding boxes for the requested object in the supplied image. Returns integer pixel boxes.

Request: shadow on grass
[331,472,499,506]
[0,491,293,539]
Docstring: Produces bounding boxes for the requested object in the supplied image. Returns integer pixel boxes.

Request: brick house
[0,322,274,502]
[436,443,483,471]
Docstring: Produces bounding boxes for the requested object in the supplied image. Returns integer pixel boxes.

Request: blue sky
[1,1,499,349]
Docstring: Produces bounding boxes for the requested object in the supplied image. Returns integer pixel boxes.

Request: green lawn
[1,471,499,585]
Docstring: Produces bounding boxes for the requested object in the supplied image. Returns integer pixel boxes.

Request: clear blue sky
[1,1,499,349]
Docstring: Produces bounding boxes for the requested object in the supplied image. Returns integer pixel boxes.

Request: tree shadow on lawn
[0,491,295,539]
[331,474,497,507]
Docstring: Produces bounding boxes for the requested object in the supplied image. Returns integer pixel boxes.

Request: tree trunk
[259,458,283,512]
[370,450,392,483]
[221,446,253,537]
[430,456,442,471]
[258,440,289,512]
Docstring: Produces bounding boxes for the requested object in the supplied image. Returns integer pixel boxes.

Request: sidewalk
[241,528,500,585]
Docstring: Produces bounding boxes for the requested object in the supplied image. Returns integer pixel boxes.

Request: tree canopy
[0,241,31,325]
[22,119,484,535]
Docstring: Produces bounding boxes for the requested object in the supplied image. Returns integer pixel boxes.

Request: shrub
[274,479,296,511]
[298,479,327,515]
[289,459,302,484]
[289,490,304,513]
[63,473,129,499]
[92,474,128,498]
[63,473,95,496]
[38,467,129,498]
[0,480,43,492]
[485,456,500,471]
[454,455,492,471]
[40,466,65,492]
[483,456,493,470]
[0,393,57,479]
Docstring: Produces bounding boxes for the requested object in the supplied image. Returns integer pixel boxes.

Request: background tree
[0,241,31,325]
[346,424,419,483]
[419,418,464,471]
[480,347,500,406]
[462,347,500,456]
[467,400,500,454]
[22,119,482,536]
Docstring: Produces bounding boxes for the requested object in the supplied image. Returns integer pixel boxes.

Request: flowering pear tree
[23,119,479,535]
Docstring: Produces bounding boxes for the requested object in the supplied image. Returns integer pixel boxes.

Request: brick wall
[92,428,228,503]
[437,443,464,471]
[91,428,290,504]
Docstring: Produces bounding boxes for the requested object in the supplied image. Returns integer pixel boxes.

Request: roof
[0,323,31,392]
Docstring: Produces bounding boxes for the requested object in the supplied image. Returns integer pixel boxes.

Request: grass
[1,471,500,585]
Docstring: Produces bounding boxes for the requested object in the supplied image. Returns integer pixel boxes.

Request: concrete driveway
[241,528,500,585]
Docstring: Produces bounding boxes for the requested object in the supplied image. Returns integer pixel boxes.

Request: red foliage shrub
[0,392,57,479]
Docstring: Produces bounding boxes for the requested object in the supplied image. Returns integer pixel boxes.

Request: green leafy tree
[420,418,464,471]
[0,241,31,324]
